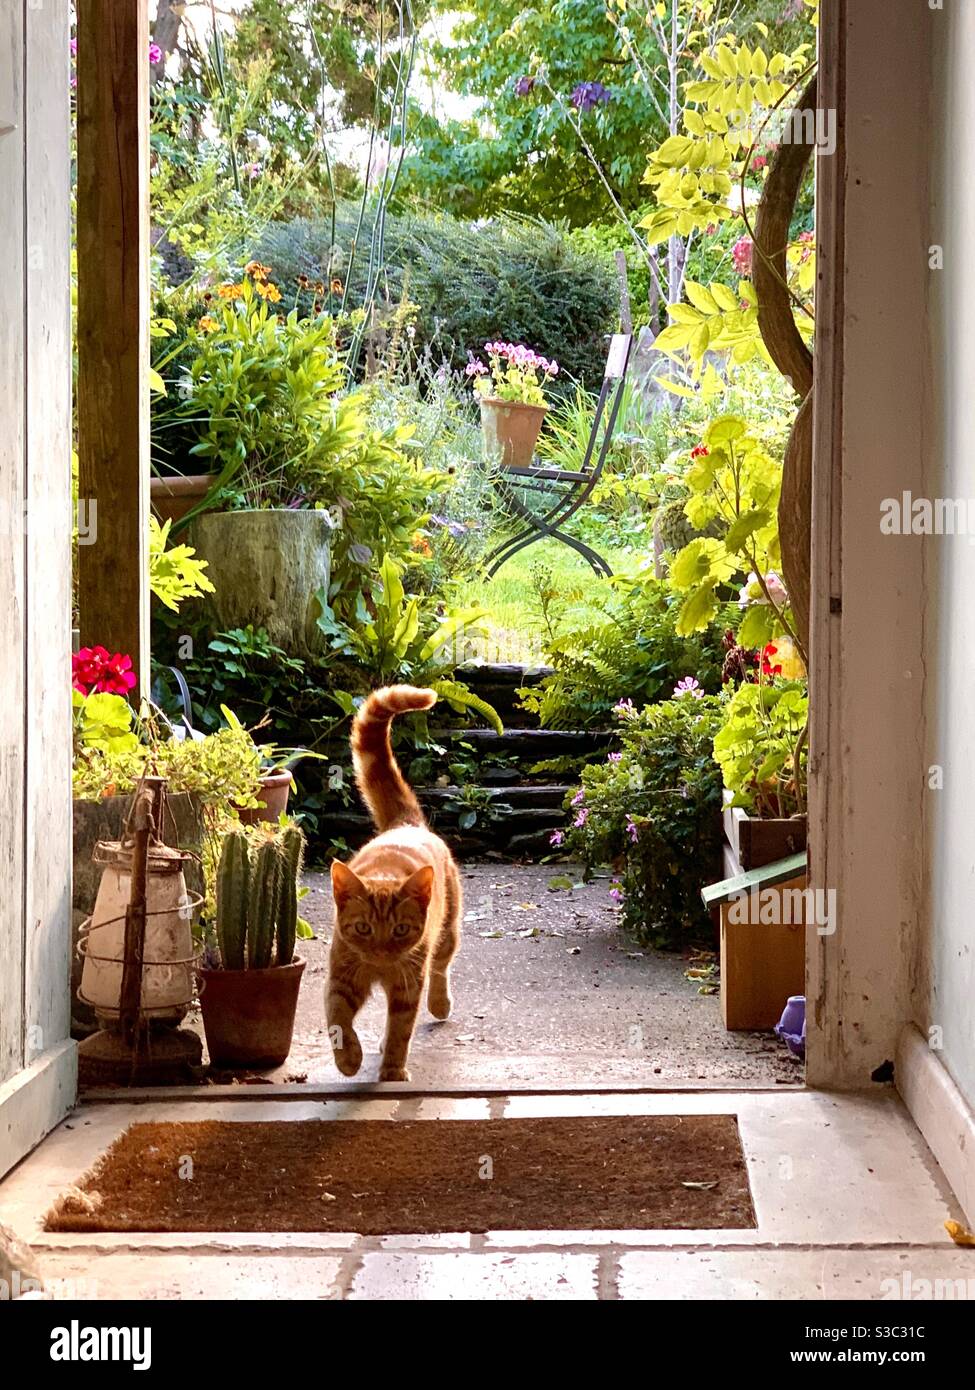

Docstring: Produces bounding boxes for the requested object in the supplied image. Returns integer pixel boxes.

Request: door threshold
[80,1077,805,1104]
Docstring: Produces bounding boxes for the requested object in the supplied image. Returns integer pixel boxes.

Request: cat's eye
[393,922,411,938]
[352,921,371,936]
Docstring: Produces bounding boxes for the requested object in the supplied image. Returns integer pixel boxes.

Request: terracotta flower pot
[198,958,305,1068]
[479,396,548,470]
[150,473,217,527]
[236,767,293,825]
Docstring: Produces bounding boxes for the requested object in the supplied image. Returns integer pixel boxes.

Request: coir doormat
[45,1115,755,1234]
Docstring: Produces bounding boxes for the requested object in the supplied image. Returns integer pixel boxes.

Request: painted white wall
[918,0,975,1110]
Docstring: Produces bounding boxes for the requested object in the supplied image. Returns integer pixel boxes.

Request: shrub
[153,270,446,615]
[518,574,730,729]
[255,208,619,388]
[557,695,724,949]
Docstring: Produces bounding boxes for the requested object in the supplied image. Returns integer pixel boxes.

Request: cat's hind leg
[428,864,462,1021]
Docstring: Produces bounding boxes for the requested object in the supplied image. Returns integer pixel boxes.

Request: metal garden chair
[483,277,634,579]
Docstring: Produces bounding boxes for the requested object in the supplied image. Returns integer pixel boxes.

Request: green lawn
[449,538,646,665]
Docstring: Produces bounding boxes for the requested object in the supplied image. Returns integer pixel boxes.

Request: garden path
[189,862,801,1089]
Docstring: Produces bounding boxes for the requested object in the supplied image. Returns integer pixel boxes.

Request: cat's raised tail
[351,685,438,832]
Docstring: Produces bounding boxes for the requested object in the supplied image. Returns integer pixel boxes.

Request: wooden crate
[719,876,807,1031]
[702,852,808,1033]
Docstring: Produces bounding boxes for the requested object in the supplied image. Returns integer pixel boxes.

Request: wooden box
[702,851,809,1033]
[719,874,807,1031]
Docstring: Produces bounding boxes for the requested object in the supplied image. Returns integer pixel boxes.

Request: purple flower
[614,698,636,719]
[609,882,624,904]
[571,789,585,806]
[242,161,263,179]
[149,42,163,66]
[549,830,565,847]
[608,751,622,763]
[570,81,612,113]
[514,75,536,97]
[673,676,704,700]
[573,808,589,829]
[70,38,78,57]
[625,815,639,844]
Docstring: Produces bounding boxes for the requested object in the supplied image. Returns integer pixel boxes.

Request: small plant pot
[150,473,217,527]
[479,396,548,470]
[198,958,305,1069]
[236,768,293,825]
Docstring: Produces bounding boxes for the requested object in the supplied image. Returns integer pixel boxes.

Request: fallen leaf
[512,902,538,911]
[945,1219,975,1246]
[681,1180,719,1190]
[456,1034,475,1043]
[478,929,504,939]
[516,926,540,938]
[548,875,575,892]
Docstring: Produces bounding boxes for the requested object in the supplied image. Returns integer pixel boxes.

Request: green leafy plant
[72,691,140,757]
[149,515,215,611]
[712,678,808,818]
[215,823,307,970]
[156,267,446,613]
[667,413,801,654]
[558,695,725,948]
[519,573,729,729]
[72,707,263,813]
[316,555,503,733]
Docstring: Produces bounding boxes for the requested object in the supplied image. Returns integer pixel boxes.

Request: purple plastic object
[774,994,806,1059]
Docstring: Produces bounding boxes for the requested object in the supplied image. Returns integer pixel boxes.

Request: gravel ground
[193,862,801,1089]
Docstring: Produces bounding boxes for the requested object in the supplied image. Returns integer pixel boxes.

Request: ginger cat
[327,685,462,1082]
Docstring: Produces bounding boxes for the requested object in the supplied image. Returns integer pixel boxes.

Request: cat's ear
[331,860,365,909]
[399,864,435,909]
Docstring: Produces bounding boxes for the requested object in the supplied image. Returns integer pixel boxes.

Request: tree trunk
[151,0,184,83]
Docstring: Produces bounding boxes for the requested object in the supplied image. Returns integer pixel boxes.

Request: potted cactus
[198,825,307,1068]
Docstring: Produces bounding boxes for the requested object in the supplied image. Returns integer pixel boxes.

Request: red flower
[760,643,783,678]
[690,445,710,459]
[72,645,137,697]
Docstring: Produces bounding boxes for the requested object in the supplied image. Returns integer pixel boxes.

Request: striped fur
[351,685,437,832]
[327,686,462,1082]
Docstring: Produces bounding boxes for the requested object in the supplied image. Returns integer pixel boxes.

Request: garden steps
[319,665,611,862]
[454,661,552,727]
[431,727,611,760]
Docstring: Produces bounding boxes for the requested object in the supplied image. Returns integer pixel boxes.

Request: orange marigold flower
[245,260,272,281]
[198,315,219,332]
[330,277,343,294]
[217,282,243,299]
[411,532,432,556]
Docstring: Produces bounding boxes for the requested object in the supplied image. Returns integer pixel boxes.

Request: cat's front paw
[332,1031,363,1076]
[379,1064,410,1082]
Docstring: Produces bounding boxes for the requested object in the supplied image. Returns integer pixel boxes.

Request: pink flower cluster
[732,236,753,278]
[72,646,137,698]
[481,341,559,377]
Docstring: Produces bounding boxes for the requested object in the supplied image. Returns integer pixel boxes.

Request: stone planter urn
[190,508,331,658]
